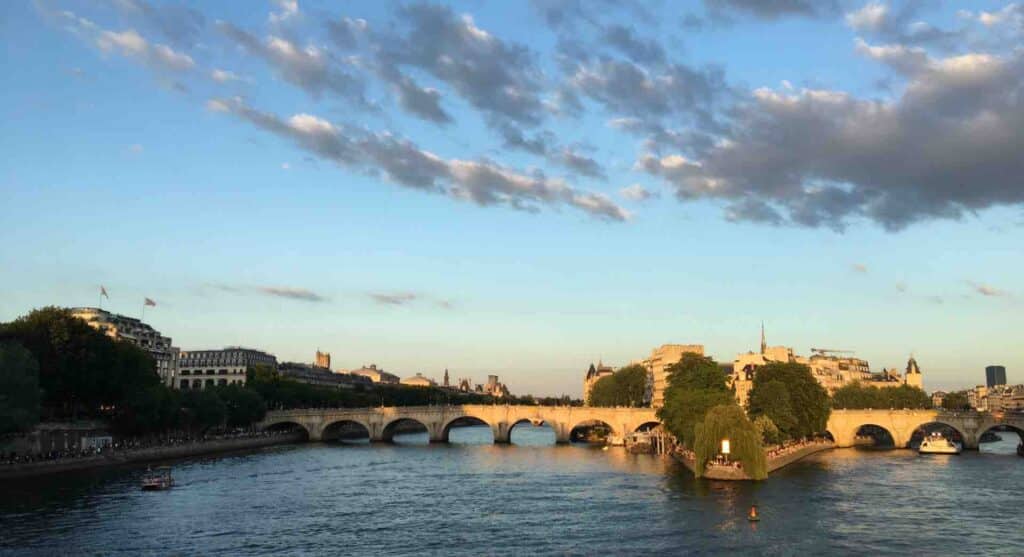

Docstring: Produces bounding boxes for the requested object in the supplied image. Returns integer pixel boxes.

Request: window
[181,370,190,376]
[218,379,227,386]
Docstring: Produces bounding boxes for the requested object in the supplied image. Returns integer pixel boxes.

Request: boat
[1017,443,1023,457]
[918,432,961,455]
[141,467,174,491]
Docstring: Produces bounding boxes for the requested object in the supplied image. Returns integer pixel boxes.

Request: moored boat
[918,432,961,455]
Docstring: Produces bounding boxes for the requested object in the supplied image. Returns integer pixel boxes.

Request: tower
[444,368,449,387]
[315,350,331,369]
[760,322,767,354]
[905,355,923,389]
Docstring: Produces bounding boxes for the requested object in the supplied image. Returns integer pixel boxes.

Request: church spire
[760,321,767,354]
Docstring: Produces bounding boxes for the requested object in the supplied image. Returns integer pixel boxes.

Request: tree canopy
[657,353,734,447]
[0,341,41,434]
[831,382,932,410]
[747,362,830,440]
[693,404,767,480]
[941,391,971,411]
[588,364,648,407]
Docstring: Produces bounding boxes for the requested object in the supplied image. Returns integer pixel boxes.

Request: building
[484,374,510,398]
[315,350,331,369]
[177,347,277,390]
[968,385,989,411]
[278,362,371,389]
[931,390,947,408]
[977,384,1024,413]
[644,344,705,409]
[71,307,180,387]
[583,361,615,405]
[401,373,436,387]
[730,327,925,406]
[351,364,400,384]
[986,365,1007,388]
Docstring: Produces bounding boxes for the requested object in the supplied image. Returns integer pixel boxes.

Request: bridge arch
[508,418,558,445]
[851,423,897,448]
[978,423,1024,453]
[262,420,311,441]
[321,419,372,443]
[909,421,969,449]
[633,421,661,433]
[569,419,616,444]
[381,417,430,444]
[441,416,494,444]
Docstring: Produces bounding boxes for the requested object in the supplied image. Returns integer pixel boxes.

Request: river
[2,425,1022,556]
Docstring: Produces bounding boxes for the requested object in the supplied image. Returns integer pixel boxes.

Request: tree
[832,382,931,410]
[0,307,160,419]
[693,404,767,480]
[747,362,830,439]
[753,415,782,446]
[182,389,226,432]
[657,353,734,447]
[217,384,267,427]
[747,380,798,438]
[588,364,648,407]
[0,341,41,434]
[941,391,970,411]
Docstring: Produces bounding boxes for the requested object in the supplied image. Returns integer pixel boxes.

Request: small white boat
[918,433,961,455]
[141,467,174,490]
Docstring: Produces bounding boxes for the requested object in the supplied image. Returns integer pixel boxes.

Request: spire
[760,321,767,354]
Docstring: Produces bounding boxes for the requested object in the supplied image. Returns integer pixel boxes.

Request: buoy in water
[747,505,760,522]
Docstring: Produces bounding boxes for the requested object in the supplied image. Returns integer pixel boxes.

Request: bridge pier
[493,423,511,444]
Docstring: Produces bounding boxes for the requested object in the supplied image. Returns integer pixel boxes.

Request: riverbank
[673,440,835,480]
[0,431,306,480]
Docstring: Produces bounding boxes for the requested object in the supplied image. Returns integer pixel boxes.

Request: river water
[2,425,1022,556]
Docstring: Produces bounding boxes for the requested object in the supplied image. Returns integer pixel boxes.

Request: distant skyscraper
[986,365,1007,388]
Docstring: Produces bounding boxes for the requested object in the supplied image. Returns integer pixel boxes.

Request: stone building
[178,347,277,390]
[315,350,331,369]
[351,364,400,384]
[70,307,180,387]
[583,361,615,405]
[644,344,705,409]
[401,373,436,387]
[278,362,371,390]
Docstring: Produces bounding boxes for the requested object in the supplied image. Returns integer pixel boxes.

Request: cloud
[705,0,840,20]
[210,68,244,83]
[110,0,206,48]
[219,22,367,105]
[968,281,1007,297]
[619,183,658,201]
[638,48,1024,230]
[370,292,418,306]
[208,98,629,221]
[128,144,144,154]
[554,148,605,179]
[895,281,908,292]
[845,2,960,48]
[381,70,452,124]
[602,24,665,64]
[258,286,328,302]
[374,4,545,125]
[326,16,369,50]
[851,263,868,273]
[77,18,195,72]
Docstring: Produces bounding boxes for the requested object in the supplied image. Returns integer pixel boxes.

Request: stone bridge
[259,405,659,444]
[826,409,1024,450]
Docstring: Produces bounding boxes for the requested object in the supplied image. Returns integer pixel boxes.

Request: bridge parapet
[826,409,1023,450]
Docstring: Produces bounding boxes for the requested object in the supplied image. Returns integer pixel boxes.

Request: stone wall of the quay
[672,442,835,481]
[0,432,305,480]
[766,442,834,474]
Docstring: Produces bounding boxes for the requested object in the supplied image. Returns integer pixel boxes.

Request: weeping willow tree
[693,404,767,480]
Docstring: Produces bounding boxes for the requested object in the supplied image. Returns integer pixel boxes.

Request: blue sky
[2,0,1022,396]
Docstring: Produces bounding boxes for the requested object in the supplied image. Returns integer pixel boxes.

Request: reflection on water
[2,430,1023,556]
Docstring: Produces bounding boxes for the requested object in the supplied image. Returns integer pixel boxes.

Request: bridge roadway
[260,405,659,443]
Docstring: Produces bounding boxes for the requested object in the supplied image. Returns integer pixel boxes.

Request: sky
[1,0,1022,397]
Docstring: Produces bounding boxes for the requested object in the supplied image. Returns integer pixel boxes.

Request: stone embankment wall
[673,441,834,481]
[0,432,306,480]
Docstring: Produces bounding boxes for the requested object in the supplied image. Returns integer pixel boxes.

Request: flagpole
[141,300,146,321]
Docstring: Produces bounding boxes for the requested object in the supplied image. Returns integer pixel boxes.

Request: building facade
[315,350,331,370]
[278,362,371,390]
[401,373,436,387]
[70,307,180,387]
[644,344,705,409]
[178,347,277,390]
[986,365,1007,388]
[351,364,400,384]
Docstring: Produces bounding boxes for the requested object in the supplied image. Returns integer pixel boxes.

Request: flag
[144,298,156,307]
[101,286,109,298]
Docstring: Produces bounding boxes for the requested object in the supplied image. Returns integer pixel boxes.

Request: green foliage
[0,307,160,419]
[941,391,970,411]
[747,362,830,439]
[217,384,268,427]
[0,341,41,434]
[588,364,648,407]
[182,389,227,432]
[657,353,734,447]
[831,382,932,410]
[116,384,181,434]
[753,414,782,446]
[694,404,767,480]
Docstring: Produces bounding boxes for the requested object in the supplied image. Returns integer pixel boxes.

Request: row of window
[179,368,245,376]
[178,378,245,389]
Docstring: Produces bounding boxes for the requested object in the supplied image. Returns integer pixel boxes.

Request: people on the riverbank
[1,428,298,466]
